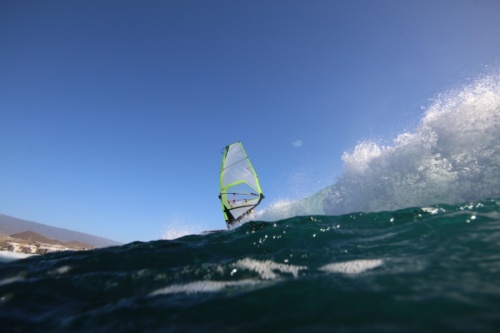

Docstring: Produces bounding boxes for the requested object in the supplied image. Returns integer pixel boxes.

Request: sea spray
[260,74,500,221]
[162,215,204,240]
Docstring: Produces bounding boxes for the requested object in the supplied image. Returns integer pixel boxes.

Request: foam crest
[254,199,297,221]
[326,74,500,214]
[0,251,35,263]
[261,74,500,220]
[0,271,27,286]
[150,279,257,295]
[149,258,306,297]
[320,259,384,275]
[342,142,383,173]
[234,258,306,280]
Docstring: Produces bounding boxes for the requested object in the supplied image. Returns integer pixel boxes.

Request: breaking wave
[261,74,500,220]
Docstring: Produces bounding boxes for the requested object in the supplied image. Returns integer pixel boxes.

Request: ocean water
[1,75,499,332]
[1,200,500,332]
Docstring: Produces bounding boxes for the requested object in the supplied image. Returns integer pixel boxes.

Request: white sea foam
[421,207,446,215]
[260,74,500,220]
[49,265,72,275]
[0,251,35,263]
[0,271,27,286]
[320,259,384,275]
[150,258,306,296]
[254,199,297,221]
[149,279,258,295]
[234,258,306,280]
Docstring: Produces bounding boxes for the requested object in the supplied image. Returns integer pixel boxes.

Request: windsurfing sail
[219,142,264,228]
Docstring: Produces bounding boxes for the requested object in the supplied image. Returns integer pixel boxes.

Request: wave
[2,199,499,332]
[260,74,500,221]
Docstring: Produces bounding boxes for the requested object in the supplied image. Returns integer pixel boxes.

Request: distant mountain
[11,230,63,246]
[0,213,121,248]
[10,231,94,249]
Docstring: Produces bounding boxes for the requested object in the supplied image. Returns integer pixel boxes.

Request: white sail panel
[219,142,264,227]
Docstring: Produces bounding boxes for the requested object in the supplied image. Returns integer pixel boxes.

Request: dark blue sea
[1,199,500,332]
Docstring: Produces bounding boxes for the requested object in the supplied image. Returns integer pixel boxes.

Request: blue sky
[1,0,499,243]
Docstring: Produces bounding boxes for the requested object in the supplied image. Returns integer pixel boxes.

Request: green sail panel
[219,142,264,228]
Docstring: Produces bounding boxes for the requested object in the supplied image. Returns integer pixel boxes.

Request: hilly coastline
[0,213,122,259]
[10,230,93,249]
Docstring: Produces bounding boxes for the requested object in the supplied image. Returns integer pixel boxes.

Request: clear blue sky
[1,0,499,243]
